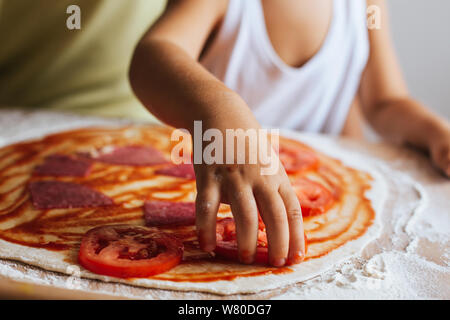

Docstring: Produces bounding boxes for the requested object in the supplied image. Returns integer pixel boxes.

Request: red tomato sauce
[0,128,375,282]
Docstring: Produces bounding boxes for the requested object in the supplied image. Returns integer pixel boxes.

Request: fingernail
[271,258,286,267]
[197,230,215,252]
[288,252,305,265]
[239,250,254,264]
[202,244,215,253]
[240,255,254,265]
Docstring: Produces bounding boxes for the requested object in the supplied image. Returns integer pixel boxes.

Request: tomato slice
[78,224,183,278]
[293,177,335,217]
[278,145,319,174]
[215,218,269,264]
[215,218,307,265]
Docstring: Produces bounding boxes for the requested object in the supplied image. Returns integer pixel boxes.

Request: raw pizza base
[0,129,388,295]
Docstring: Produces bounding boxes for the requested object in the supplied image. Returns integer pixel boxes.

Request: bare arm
[360,0,450,176]
[129,0,306,266]
[129,0,253,131]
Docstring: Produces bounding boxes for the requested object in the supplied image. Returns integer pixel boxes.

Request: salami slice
[34,154,92,177]
[155,164,195,180]
[95,146,168,166]
[144,200,196,227]
[29,181,114,209]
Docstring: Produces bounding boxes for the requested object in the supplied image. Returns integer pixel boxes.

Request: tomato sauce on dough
[0,127,375,282]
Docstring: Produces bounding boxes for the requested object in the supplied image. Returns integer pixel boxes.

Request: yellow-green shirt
[0,0,166,122]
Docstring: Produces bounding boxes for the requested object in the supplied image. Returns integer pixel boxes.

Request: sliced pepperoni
[29,181,113,209]
[34,154,92,177]
[144,200,195,227]
[94,146,168,166]
[155,164,195,180]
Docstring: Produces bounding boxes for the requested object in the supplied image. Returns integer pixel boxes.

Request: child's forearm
[367,97,449,151]
[129,39,257,133]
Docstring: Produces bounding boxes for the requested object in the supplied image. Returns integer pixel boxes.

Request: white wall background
[387,0,450,120]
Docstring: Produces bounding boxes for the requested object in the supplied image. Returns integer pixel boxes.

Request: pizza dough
[0,125,388,295]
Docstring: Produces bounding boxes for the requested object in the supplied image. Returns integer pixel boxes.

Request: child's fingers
[254,186,289,267]
[442,149,450,177]
[228,185,259,264]
[442,151,450,177]
[432,144,450,177]
[195,180,221,252]
[447,162,450,177]
[279,182,306,265]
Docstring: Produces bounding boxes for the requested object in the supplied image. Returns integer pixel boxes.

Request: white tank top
[201,0,369,134]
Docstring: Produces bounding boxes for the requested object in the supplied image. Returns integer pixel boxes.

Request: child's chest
[261,0,334,68]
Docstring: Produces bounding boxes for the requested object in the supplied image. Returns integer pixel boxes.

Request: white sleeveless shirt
[201,0,369,134]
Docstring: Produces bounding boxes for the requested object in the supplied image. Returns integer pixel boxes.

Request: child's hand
[193,122,306,267]
[429,126,450,177]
